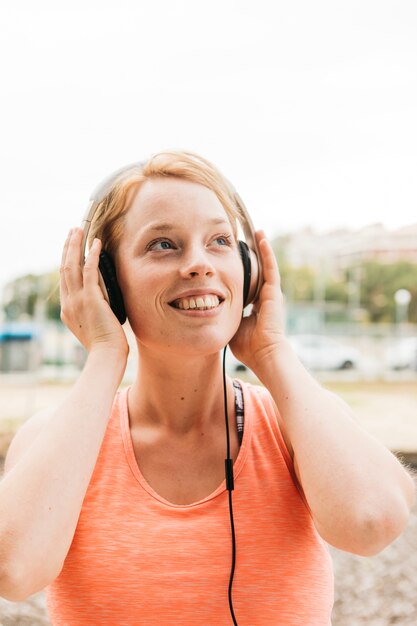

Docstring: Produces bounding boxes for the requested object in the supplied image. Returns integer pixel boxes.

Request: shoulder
[3,408,54,474]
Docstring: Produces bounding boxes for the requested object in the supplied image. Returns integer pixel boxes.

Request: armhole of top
[257,387,294,472]
[255,385,311,511]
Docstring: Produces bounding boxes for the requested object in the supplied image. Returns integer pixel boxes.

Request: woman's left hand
[229,231,286,375]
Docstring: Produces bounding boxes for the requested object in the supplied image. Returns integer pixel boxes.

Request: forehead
[126,176,231,227]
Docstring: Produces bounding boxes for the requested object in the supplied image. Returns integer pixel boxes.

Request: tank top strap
[233,379,245,446]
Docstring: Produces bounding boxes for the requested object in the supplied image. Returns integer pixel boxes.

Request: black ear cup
[238,241,252,308]
[98,251,127,325]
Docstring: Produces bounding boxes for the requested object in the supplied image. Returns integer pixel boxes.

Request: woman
[0,151,414,625]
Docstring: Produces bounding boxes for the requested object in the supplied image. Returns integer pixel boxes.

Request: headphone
[81,159,263,324]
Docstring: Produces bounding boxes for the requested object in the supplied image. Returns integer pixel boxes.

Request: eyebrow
[142,217,231,233]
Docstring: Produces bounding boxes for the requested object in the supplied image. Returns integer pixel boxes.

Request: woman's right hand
[60,228,129,358]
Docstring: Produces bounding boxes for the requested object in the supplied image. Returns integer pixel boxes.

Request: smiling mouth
[169,294,223,311]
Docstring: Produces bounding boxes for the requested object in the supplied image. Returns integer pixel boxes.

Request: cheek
[231,257,245,306]
[224,263,244,331]
[117,270,158,330]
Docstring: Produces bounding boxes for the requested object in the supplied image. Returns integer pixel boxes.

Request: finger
[255,230,281,287]
[59,229,73,298]
[61,228,84,292]
[83,237,102,290]
[60,228,72,268]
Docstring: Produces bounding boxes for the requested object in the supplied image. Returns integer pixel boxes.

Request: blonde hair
[88,150,241,257]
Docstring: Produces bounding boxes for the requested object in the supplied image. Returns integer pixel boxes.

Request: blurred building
[337,223,417,269]
[281,222,417,273]
[0,322,41,371]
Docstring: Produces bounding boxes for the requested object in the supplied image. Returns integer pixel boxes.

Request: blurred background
[0,1,416,624]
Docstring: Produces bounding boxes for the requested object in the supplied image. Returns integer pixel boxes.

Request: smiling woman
[0,151,414,626]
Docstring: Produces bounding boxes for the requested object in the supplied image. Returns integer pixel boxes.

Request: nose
[179,244,216,279]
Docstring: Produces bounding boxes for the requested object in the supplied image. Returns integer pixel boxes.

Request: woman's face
[115,176,244,357]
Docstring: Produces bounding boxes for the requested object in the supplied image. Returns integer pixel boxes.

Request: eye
[213,234,233,246]
[147,239,175,251]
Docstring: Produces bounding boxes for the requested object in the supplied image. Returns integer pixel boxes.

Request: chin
[168,338,229,358]
[137,330,235,360]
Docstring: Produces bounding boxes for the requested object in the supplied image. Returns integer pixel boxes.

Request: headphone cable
[222,346,238,626]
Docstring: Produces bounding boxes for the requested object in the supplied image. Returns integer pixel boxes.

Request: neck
[128,345,233,435]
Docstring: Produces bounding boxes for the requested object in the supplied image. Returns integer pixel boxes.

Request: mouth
[169,294,224,311]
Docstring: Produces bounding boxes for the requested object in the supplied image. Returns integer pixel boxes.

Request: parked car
[287,334,360,371]
[385,337,417,370]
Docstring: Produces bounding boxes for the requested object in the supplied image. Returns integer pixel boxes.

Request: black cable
[222,346,238,626]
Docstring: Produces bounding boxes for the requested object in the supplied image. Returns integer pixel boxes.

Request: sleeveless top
[46,381,334,625]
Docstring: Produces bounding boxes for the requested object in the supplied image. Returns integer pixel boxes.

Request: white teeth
[174,295,220,310]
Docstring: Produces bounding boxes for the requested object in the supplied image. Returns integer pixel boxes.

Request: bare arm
[0,228,129,600]
[257,341,415,556]
[231,232,415,556]
[0,350,126,600]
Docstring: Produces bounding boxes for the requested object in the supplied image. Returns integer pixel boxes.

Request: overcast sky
[1,0,416,293]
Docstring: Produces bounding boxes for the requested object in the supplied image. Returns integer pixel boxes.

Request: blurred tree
[357,261,417,323]
[2,271,60,321]
[271,237,417,323]
[280,265,316,302]
[325,279,348,305]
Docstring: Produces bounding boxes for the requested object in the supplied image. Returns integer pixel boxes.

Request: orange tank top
[46,381,334,625]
